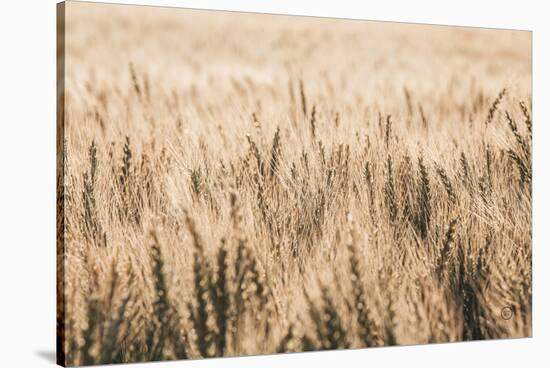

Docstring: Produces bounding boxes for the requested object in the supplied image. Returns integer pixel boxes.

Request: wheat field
[57,2,532,366]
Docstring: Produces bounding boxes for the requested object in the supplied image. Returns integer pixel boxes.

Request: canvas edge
[56,1,67,367]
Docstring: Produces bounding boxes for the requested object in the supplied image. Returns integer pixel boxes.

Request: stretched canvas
[56,1,532,366]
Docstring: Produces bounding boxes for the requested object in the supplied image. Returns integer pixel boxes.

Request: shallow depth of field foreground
[57,2,532,366]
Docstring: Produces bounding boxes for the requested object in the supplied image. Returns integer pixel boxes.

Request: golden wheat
[57,2,532,366]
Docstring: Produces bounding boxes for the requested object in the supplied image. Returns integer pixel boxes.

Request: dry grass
[57,2,532,366]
